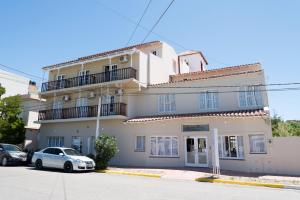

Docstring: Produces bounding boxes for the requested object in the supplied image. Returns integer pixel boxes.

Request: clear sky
[0,0,299,119]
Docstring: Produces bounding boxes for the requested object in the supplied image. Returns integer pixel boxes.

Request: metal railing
[38,103,127,120]
[41,67,136,92]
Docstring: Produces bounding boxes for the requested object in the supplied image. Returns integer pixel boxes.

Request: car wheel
[35,159,43,170]
[64,162,73,173]
[1,157,8,166]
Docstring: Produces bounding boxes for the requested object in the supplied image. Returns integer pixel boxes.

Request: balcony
[41,67,136,92]
[38,103,127,121]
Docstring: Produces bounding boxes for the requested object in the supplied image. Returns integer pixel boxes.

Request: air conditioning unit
[119,55,128,63]
[88,91,96,98]
[115,89,123,96]
[63,95,70,101]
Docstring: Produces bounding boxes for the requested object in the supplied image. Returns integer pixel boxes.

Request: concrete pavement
[0,166,300,200]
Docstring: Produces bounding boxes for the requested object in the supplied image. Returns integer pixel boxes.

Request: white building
[0,69,30,97]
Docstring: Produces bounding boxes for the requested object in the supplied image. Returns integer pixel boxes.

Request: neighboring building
[21,81,45,150]
[0,69,30,97]
[37,41,299,175]
[22,93,45,150]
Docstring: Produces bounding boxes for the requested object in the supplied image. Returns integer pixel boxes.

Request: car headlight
[74,159,84,164]
[10,154,21,159]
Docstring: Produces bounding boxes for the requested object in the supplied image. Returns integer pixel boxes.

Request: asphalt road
[0,166,300,200]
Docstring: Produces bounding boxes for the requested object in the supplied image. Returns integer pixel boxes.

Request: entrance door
[185,137,208,167]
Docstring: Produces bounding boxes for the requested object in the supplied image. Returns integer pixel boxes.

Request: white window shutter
[213,92,218,109]
[170,94,176,111]
[239,87,246,107]
[254,86,263,107]
[158,95,164,112]
[237,136,244,159]
[199,92,206,110]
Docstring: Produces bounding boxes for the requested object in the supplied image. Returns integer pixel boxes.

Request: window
[218,136,244,159]
[150,136,178,157]
[54,148,64,155]
[47,136,64,147]
[239,86,263,107]
[72,136,83,153]
[182,125,209,132]
[158,94,176,112]
[43,148,55,154]
[135,136,145,152]
[249,134,266,153]
[199,91,218,110]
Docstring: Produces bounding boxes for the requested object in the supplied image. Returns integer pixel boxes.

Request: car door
[51,148,66,169]
[42,148,56,168]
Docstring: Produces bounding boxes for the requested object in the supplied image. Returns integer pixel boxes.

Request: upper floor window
[158,94,176,113]
[239,86,262,107]
[199,91,218,110]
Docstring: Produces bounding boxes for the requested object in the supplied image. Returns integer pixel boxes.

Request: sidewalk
[104,166,300,186]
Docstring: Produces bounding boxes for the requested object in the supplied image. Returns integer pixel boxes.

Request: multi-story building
[38,41,276,173]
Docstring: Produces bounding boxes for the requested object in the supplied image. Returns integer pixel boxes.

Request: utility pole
[95,96,102,139]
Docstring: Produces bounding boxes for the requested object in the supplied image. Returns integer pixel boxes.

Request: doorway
[185,136,208,167]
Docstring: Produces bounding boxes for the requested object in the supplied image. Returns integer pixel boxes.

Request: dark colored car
[0,143,27,166]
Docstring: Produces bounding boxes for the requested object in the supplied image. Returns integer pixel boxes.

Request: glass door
[185,137,208,167]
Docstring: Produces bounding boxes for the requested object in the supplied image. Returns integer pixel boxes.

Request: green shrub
[95,134,119,169]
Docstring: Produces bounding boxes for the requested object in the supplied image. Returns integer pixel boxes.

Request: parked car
[32,147,95,172]
[0,143,27,166]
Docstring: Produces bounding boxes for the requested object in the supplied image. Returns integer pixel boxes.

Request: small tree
[0,86,25,144]
[95,134,119,169]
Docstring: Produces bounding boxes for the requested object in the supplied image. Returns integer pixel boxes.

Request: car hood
[8,151,27,157]
[68,155,94,162]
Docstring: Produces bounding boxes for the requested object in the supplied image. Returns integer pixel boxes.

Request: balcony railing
[41,67,136,92]
[38,103,127,121]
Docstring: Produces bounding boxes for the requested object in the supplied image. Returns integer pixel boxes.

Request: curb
[195,177,291,189]
[97,170,161,178]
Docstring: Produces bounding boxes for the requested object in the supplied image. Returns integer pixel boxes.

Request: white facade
[0,69,30,97]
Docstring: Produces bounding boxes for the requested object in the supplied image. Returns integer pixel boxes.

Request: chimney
[28,80,38,94]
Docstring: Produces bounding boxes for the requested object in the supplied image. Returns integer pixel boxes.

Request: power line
[95,1,229,66]
[21,86,300,112]
[125,0,153,46]
[0,63,42,80]
[141,0,175,43]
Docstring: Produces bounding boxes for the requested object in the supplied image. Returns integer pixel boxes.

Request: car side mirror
[59,153,64,156]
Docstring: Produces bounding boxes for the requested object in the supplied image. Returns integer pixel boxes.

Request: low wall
[266,136,300,175]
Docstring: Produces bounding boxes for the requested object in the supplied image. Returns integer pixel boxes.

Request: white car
[32,147,95,172]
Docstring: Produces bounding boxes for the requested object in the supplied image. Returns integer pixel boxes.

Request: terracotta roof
[149,63,263,87]
[42,41,161,70]
[125,109,268,123]
[170,63,261,82]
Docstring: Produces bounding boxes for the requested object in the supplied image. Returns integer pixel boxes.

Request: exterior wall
[0,69,29,98]
[24,129,39,151]
[132,70,268,117]
[38,117,276,171]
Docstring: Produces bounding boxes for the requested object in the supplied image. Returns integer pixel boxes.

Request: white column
[212,128,220,176]
[130,52,133,68]
[95,96,102,139]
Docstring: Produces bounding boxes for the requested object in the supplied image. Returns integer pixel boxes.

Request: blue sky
[0,0,299,119]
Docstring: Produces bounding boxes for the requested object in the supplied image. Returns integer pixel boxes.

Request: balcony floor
[37,115,128,124]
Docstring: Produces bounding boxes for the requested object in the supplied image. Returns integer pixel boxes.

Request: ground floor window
[72,136,83,153]
[150,136,178,157]
[47,136,64,147]
[249,134,266,154]
[135,136,145,152]
[218,135,244,159]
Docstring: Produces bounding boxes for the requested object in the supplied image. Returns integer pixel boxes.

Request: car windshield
[2,144,22,152]
[63,149,81,156]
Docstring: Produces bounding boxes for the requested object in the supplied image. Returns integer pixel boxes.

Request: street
[0,167,300,200]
